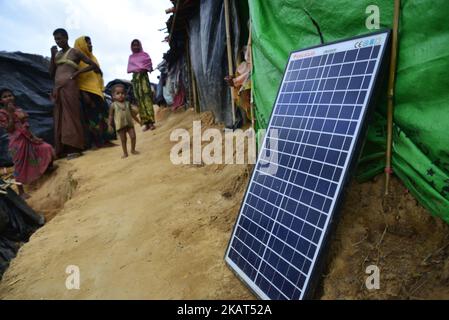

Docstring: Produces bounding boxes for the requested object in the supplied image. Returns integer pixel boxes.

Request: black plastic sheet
[105,79,135,105]
[0,52,54,167]
[0,184,45,279]
[188,0,240,127]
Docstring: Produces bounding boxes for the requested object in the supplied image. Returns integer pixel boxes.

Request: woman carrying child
[0,88,55,199]
[108,84,141,159]
[127,39,156,132]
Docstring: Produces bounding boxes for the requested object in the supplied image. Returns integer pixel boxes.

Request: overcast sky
[0,0,171,84]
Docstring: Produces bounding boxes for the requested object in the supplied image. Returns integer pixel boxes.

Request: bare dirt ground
[0,108,448,300]
[0,108,254,300]
[322,177,449,299]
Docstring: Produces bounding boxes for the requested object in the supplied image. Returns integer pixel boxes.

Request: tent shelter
[162,0,250,127]
[164,0,449,223]
[249,1,449,223]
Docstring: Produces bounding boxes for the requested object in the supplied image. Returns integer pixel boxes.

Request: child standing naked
[108,84,141,159]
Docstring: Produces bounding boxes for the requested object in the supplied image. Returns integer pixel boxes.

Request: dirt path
[0,109,253,300]
[1,108,448,300]
[322,177,449,299]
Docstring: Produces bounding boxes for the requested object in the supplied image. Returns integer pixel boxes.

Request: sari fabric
[132,72,155,125]
[53,78,85,155]
[0,108,53,184]
[128,40,154,125]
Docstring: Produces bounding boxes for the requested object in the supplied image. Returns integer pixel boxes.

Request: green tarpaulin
[249,0,449,223]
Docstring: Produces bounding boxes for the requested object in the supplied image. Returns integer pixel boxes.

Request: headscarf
[127,39,153,74]
[74,36,104,99]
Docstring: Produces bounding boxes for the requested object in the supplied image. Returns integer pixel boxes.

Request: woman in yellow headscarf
[74,36,115,149]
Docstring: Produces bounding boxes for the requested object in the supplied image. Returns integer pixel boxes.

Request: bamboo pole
[248,21,255,131]
[168,0,181,45]
[224,0,237,126]
[385,0,401,195]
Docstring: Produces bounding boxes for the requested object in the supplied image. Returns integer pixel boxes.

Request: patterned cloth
[132,72,155,125]
[0,108,53,184]
[81,92,115,148]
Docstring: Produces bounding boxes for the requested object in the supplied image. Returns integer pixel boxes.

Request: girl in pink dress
[0,88,55,198]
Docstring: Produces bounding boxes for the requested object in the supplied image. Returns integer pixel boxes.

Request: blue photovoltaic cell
[226,31,389,300]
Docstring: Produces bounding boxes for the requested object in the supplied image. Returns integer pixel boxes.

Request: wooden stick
[224,0,237,126]
[185,36,194,111]
[3,179,22,186]
[385,0,401,195]
[248,21,255,131]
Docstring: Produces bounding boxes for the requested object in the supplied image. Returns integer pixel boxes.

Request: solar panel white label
[225,30,390,300]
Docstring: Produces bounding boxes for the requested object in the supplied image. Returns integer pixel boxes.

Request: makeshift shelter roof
[165,0,199,66]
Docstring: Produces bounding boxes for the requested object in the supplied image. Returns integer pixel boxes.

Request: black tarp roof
[0,51,54,167]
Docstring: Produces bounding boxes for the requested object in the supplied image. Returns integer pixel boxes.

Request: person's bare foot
[122,154,129,159]
[131,150,140,155]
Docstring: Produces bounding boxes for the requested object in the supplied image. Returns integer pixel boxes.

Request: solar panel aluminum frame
[225,29,392,300]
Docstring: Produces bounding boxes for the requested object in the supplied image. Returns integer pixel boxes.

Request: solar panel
[225,30,391,300]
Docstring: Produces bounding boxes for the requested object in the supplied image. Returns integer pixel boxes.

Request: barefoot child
[108,84,141,158]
